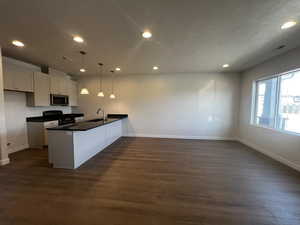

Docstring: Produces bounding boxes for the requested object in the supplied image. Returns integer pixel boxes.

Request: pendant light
[80,88,89,95]
[79,51,89,95]
[97,63,104,97]
[79,51,87,73]
[109,70,116,99]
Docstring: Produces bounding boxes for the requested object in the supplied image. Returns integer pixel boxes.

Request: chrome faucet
[96,108,105,120]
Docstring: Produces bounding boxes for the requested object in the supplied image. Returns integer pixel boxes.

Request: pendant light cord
[110,70,115,93]
[98,63,103,91]
[80,51,86,71]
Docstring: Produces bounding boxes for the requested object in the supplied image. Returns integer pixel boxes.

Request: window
[252,70,300,134]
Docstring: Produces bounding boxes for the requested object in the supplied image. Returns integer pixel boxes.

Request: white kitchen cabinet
[27,120,59,149]
[3,61,34,92]
[27,72,50,106]
[50,75,61,94]
[69,80,78,106]
[48,120,123,169]
[50,74,70,95]
[60,76,70,95]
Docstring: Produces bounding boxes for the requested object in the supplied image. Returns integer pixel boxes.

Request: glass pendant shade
[97,91,104,97]
[80,88,89,95]
[110,70,116,99]
[97,63,104,97]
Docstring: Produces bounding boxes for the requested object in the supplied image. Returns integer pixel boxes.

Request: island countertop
[47,114,128,131]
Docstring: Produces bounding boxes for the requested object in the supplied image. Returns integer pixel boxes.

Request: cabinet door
[14,70,34,92]
[69,81,78,106]
[60,76,70,95]
[50,75,60,94]
[33,72,50,106]
[3,63,33,92]
[3,64,14,90]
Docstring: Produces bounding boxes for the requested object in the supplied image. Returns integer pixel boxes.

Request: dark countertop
[47,114,128,131]
[27,113,84,122]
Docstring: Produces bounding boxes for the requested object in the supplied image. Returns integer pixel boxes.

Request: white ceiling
[0,0,300,75]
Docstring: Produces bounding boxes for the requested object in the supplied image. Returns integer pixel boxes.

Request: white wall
[0,48,9,165]
[78,72,240,139]
[3,57,71,154]
[239,47,300,171]
[4,91,71,153]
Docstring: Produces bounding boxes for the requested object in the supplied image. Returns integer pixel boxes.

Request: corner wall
[78,72,241,140]
[0,48,9,165]
[238,47,300,171]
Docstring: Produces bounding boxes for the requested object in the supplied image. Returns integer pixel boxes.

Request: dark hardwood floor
[1,137,300,225]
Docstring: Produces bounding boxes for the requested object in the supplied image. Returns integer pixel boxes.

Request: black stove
[43,110,75,125]
[42,110,63,117]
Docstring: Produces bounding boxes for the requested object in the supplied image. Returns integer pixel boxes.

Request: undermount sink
[87,118,104,122]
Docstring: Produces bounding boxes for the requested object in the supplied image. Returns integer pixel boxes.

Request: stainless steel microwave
[50,94,69,106]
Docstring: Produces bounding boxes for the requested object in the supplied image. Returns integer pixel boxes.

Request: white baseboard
[236,138,300,172]
[0,158,10,166]
[7,144,29,154]
[125,133,236,141]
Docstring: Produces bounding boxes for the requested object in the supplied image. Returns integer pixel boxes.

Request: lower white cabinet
[48,120,123,169]
[27,120,59,149]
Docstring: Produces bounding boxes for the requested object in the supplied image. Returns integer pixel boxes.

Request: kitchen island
[47,114,128,169]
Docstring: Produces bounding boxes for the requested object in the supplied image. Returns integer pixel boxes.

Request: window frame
[250,68,300,137]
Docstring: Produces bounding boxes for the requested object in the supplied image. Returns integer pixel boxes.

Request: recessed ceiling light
[222,64,230,68]
[115,67,121,71]
[142,30,152,39]
[281,21,297,30]
[12,40,25,47]
[80,68,86,73]
[153,66,159,70]
[73,36,84,43]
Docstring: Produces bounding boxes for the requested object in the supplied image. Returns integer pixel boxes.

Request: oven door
[50,94,69,106]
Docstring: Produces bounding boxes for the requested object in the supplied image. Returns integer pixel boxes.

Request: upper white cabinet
[3,61,34,92]
[27,72,50,107]
[69,80,78,106]
[2,57,78,107]
[61,76,71,96]
[50,70,70,95]
[50,75,60,94]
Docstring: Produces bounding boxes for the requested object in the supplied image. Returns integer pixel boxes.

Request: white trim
[237,138,300,172]
[0,158,10,166]
[124,133,236,141]
[255,67,300,82]
[7,144,29,154]
[250,124,300,137]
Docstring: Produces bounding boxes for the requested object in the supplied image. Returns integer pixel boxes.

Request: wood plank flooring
[1,137,300,225]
